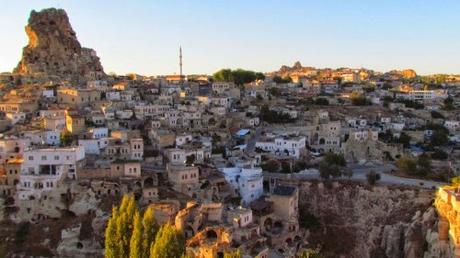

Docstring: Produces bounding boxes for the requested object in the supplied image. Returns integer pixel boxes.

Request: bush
[293,160,308,172]
[396,157,417,175]
[397,99,424,109]
[261,160,279,173]
[319,162,341,180]
[299,209,320,229]
[314,98,329,106]
[323,153,346,167]
[15,222,30,246]
[366,170,381,185]
[350,92,369,106]
[273,75,292,84]
[431,111,444,119]
[396,154,432,177]
[281,162,292,173]
[259,105,295,124]
[431,149,448,160]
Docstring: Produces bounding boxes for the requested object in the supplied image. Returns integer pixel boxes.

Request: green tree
[129,211,143,258]
[116,195,137,257]
[396,132,411,148]
[224,249,242,258]
[212,68,261,85]
[232,69,257,85]
[213,69,233,82]
[150,223,185,258]
[342,168,354,179]
[255,72,265,81]
[314,98,329,106]
[396,157,417,176]
[298,248,321,258]
[443,97,455,110]
[60,131,74,146]
[431,110,444,119]
[104,195,165,258]
[319,153,346,180]
[261,160,279,173]
[273,75,292,84]
[430,130,448,147]
[186,154,196,166]
[281,162,292,173]
[105,207,120,258]
[350,92,368,106]
[259,105,295,124]
[319,162,341,180]
[323,153,346,167]
[431,149,448,160]
[269,87,281,97]
[142,207,159,258]
[366,170,381,185]
[417,153,432,177]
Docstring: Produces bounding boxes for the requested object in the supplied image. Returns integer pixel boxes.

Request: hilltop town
[1,8,460,258]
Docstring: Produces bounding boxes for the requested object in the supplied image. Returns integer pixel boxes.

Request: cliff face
[14,8,105,82]
[298,182,451,258]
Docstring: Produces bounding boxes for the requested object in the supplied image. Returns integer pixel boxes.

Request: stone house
[110,160,141,178]
[167,164,200,196]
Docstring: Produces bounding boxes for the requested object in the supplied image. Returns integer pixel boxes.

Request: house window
[54,155,59,160]
[28,156,34,161]
[41,156,47,161]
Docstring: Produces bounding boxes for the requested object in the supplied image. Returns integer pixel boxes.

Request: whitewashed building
[219,167,264,205]
[255,136,306,159]
[19,146,85,199]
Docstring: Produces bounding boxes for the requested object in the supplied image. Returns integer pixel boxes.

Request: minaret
[179,46,183,81]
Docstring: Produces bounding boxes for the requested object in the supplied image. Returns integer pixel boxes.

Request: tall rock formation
[14,8,105,83]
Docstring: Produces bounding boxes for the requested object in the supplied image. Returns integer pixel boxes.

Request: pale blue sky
[1,0,460,75]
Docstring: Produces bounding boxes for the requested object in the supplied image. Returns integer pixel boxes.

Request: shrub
[366,170,381,185]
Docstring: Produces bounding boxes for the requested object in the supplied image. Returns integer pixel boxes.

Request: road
[264,163,443,189]
[246,125,266,155]
[245,123,443,189]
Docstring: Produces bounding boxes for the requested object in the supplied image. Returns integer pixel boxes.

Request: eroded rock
[14,8,105,83]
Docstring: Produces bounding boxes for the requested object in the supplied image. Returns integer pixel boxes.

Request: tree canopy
[212,68,264,85]
[150,223,185,258]
[273,75,292,84]
[396,155,432,178]
[319,153,347,180]
[259,105,296,124]
[105,195,174,258]
[350,92,369,106]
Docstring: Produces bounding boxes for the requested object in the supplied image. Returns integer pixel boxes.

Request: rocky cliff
[299,182,452,258]
[14,8,105,83]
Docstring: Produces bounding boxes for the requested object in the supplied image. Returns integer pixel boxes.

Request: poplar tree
[129,210,143,258]
[119,195,137,256]
[150,223,185,258]
[224,249,242,258]
[142,207,159,258]
[115,195,137,257]
[104,207,120,258]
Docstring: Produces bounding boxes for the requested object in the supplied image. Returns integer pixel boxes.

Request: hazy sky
[1,0,460,76]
